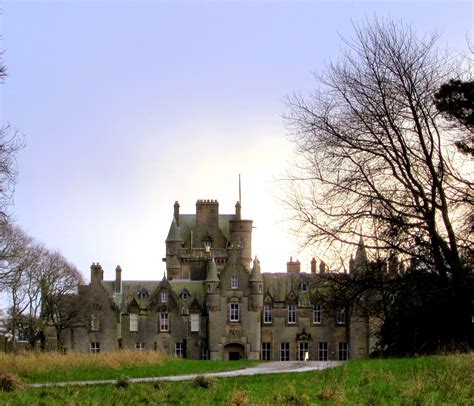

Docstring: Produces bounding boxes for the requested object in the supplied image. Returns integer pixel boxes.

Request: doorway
[224,343,245,360]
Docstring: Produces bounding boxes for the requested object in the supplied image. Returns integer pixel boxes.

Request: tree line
[285,19,473,355]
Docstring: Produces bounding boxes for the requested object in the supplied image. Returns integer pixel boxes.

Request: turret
[90,263,103,286]
[249,256,263,310]
[205,258,220,310]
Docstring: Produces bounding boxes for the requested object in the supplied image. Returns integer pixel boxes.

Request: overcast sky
[1,0,472,282]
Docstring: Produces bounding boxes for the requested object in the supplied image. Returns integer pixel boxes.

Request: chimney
[287,256,301,274]
[319,261,326,274]
[90,262,103,285]
[311,258,317,274]
[174,201,180,226]
[115,265,122,294]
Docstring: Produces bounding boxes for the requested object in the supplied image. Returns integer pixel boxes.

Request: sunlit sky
[1,1,471,282]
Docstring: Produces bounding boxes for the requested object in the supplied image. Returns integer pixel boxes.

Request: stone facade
[60,200,372,361]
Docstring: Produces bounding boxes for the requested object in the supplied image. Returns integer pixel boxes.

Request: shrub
[0,373,25,392]
[115,375,130,389]
[193,375,214,389]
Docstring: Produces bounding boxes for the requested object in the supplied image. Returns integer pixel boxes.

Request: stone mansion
[59,199,374,361]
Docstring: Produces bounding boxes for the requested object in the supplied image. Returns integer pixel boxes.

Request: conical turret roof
[353,237,368,268]
[206,258,219,282]
[249,256,263,282]
[166,217,182,242]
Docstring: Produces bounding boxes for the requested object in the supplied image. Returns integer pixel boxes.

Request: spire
[249,256,263,282]
[353,236,368,269]
[206,257,219,282]
[166,217,182,242]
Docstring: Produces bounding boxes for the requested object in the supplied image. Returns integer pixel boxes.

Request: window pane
[130,313,138,332]
[288,304,296,324]
[190,314,200,332]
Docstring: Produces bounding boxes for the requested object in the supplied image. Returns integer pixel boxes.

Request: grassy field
[0,352,473,405]
[0,350,259,383]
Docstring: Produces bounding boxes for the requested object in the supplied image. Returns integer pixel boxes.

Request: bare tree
[38,250,83,351]
[285,19,473,351]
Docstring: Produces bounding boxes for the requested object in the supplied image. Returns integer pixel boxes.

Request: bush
[0,373,25,392]
[115,375,130,389]
[193,375,214,389]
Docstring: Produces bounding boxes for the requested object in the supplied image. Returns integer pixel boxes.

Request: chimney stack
[311,257,317,274]
[287,256,301,274]
[115,265,122,294]
[174,201,180,226]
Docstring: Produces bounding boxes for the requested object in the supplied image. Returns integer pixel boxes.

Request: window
[135,342,145,351]
[159,312,169,332]
[182,289,189,300]
[337,309,346,325]
[138,288,148,300]
[280,342,290,361]
[298,342,309,361]
[90,342,100,354]
[229,303,240,322]
[181,306,189,315]
[231,275,238,289]
[130,313,138,332]
[318,342,328,361]
[288,304,296,324]
[261,342,271,361]
[263,305,272,324]
[175,342,184,357]
[239,237,245,248]
[207,284,211,293]
[339,342,349,361]
[90,314,99,331]
[190,313,200,332]
[161,290,168,303]
[313,304,321,324]
[301,282,308,292]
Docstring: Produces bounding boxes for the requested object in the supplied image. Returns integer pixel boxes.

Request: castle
[60,200,374,360]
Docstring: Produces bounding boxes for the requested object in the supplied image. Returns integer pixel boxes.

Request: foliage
[285,18,473,352]
[435,79,474,156]
[0,354,472,404]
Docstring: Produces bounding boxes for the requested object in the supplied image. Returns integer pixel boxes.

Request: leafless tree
[285,19,473,350]
[38,250,83,350]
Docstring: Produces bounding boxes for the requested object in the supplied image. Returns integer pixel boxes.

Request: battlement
[196,199,219,204]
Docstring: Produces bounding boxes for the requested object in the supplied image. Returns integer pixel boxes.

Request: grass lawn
[0,353,473,405]
[0,350,259,384]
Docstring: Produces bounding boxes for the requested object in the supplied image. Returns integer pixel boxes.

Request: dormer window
[138,288,149,300]
[161,290,168,303]
[203,236,213,252]
[231,275,238,289]
[182,289,190,300]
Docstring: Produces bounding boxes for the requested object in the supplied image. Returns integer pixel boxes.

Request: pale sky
[1,1,472,282]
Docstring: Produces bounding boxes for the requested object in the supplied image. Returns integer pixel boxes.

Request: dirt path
[29,361,344,388]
